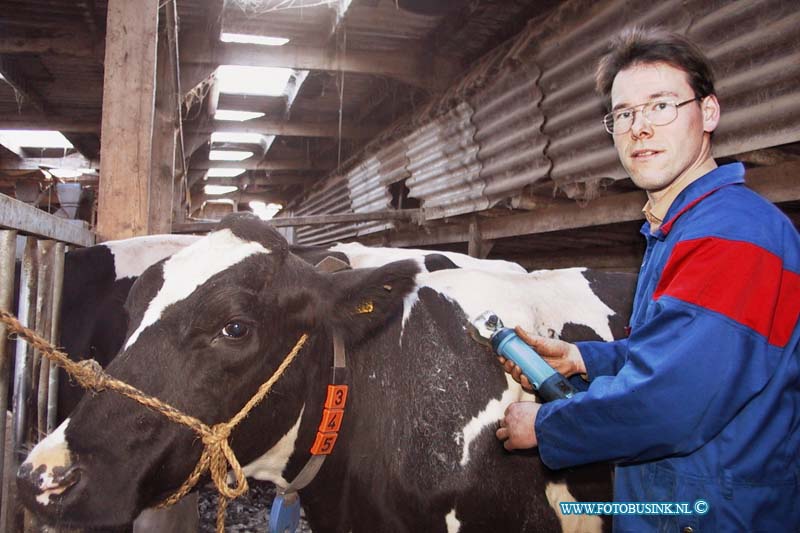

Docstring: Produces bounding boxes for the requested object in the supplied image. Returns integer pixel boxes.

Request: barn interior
[1,0,798,271]
[1,2,800,531]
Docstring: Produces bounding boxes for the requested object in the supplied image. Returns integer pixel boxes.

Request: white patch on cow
[458,376,536,466]
[546,480,603,533]
[400,288,421,341]
[445,508,461,532]
[328,242,525,273]
[105,234,201,280]
[242,407,305,487]
[21,419,72,506]
[416,267,616,342]
[125,229,269,349]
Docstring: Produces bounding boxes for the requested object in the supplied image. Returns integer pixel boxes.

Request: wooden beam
[0,116,99,133]
[186,169,209,190]
[283,70,309,120]
[0,154,98,171]
[0,142,23,160]
[182,111,213,161]
[205,174,317,187]
[0,194,94,247]
[178,1,222,98]
[467,218,494,259]
[0,57,48,113]
[193,190,289,205]
[482,190,648,242]
[61,134,100,161]
[0,174,100,186]
[97,0,159,241]
[736,148,800,167]
[149,18,178,234]
[184,42,441,89]
[192,159,333,171]
[0,37,101,58]
[173,209,423,233]
[180,65,215,100]
[197,118,381,139]
[375,191,650,248]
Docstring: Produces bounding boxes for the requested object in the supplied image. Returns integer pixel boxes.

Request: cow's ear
[327,259,419,343]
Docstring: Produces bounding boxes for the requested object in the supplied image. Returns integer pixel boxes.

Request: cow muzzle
[16,419,80,508]
[17,462,81,506]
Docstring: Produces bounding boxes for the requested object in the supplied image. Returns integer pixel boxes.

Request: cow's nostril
[54,466,81,491]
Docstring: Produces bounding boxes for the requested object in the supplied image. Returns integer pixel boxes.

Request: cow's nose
[18,462,82,505]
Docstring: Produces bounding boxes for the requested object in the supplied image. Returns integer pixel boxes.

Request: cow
[54,234,523,420]
[17,213,635,532]
[54,234,522,420]
[326,241,527,273]
[10,229,523,531]
[56,234,202,420]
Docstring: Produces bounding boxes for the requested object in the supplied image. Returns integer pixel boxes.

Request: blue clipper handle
[492,328,575,401]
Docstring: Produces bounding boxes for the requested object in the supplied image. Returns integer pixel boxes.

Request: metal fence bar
[46,243,65,434]
[34,241,56,442]
[0,230,17,516]
[13,238,37,450]
[3,236,38,532]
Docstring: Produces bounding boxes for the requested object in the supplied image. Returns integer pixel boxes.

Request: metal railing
[0,193,94,532]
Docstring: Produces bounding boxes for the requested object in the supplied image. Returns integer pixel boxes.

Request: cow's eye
[222,321,249,339]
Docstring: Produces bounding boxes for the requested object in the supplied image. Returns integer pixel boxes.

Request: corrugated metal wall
[471,64,549,205]
[405,102,483,219]
[291,175,356,245]
[286,0,800,242]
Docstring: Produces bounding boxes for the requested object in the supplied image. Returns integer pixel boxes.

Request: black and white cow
[56,234,521,421]
[18,213,635,532]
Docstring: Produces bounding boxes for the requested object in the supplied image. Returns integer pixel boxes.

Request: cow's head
[17,213,418,528]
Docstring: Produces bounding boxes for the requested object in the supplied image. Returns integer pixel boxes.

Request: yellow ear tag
[355,301,374,314]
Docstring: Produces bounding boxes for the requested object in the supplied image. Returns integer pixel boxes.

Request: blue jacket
[535,163,800,532]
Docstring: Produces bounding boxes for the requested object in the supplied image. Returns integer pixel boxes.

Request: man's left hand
[496,401,541,451]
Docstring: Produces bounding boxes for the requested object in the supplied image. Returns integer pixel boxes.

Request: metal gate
[0,193,94,532]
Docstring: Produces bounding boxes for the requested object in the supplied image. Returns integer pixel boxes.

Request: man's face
[610,62,719,193]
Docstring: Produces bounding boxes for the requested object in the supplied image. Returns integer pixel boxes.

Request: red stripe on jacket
[653,237,800,347]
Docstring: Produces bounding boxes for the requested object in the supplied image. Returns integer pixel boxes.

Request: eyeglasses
[603,97,700,135]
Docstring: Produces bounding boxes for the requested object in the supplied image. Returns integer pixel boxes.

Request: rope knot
[74,359,109,391]
[203,423,232,447]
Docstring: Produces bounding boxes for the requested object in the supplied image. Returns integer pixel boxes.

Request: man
[496,27,800,531]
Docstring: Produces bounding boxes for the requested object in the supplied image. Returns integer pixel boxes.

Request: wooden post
[468,219,494,259]
[149,21,177,234]
[97,0,159,241]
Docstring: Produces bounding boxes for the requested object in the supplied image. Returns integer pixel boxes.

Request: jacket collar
[640,162,745,239]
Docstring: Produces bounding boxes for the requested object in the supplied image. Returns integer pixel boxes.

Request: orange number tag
[324,385,348,409]
[310,431,339,455]
[318,408,344,433]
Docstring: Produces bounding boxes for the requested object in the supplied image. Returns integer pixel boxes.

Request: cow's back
[297,267,630,532]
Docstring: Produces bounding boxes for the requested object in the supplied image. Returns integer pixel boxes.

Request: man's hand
[497,327,587,390]
[496,401,541,450]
